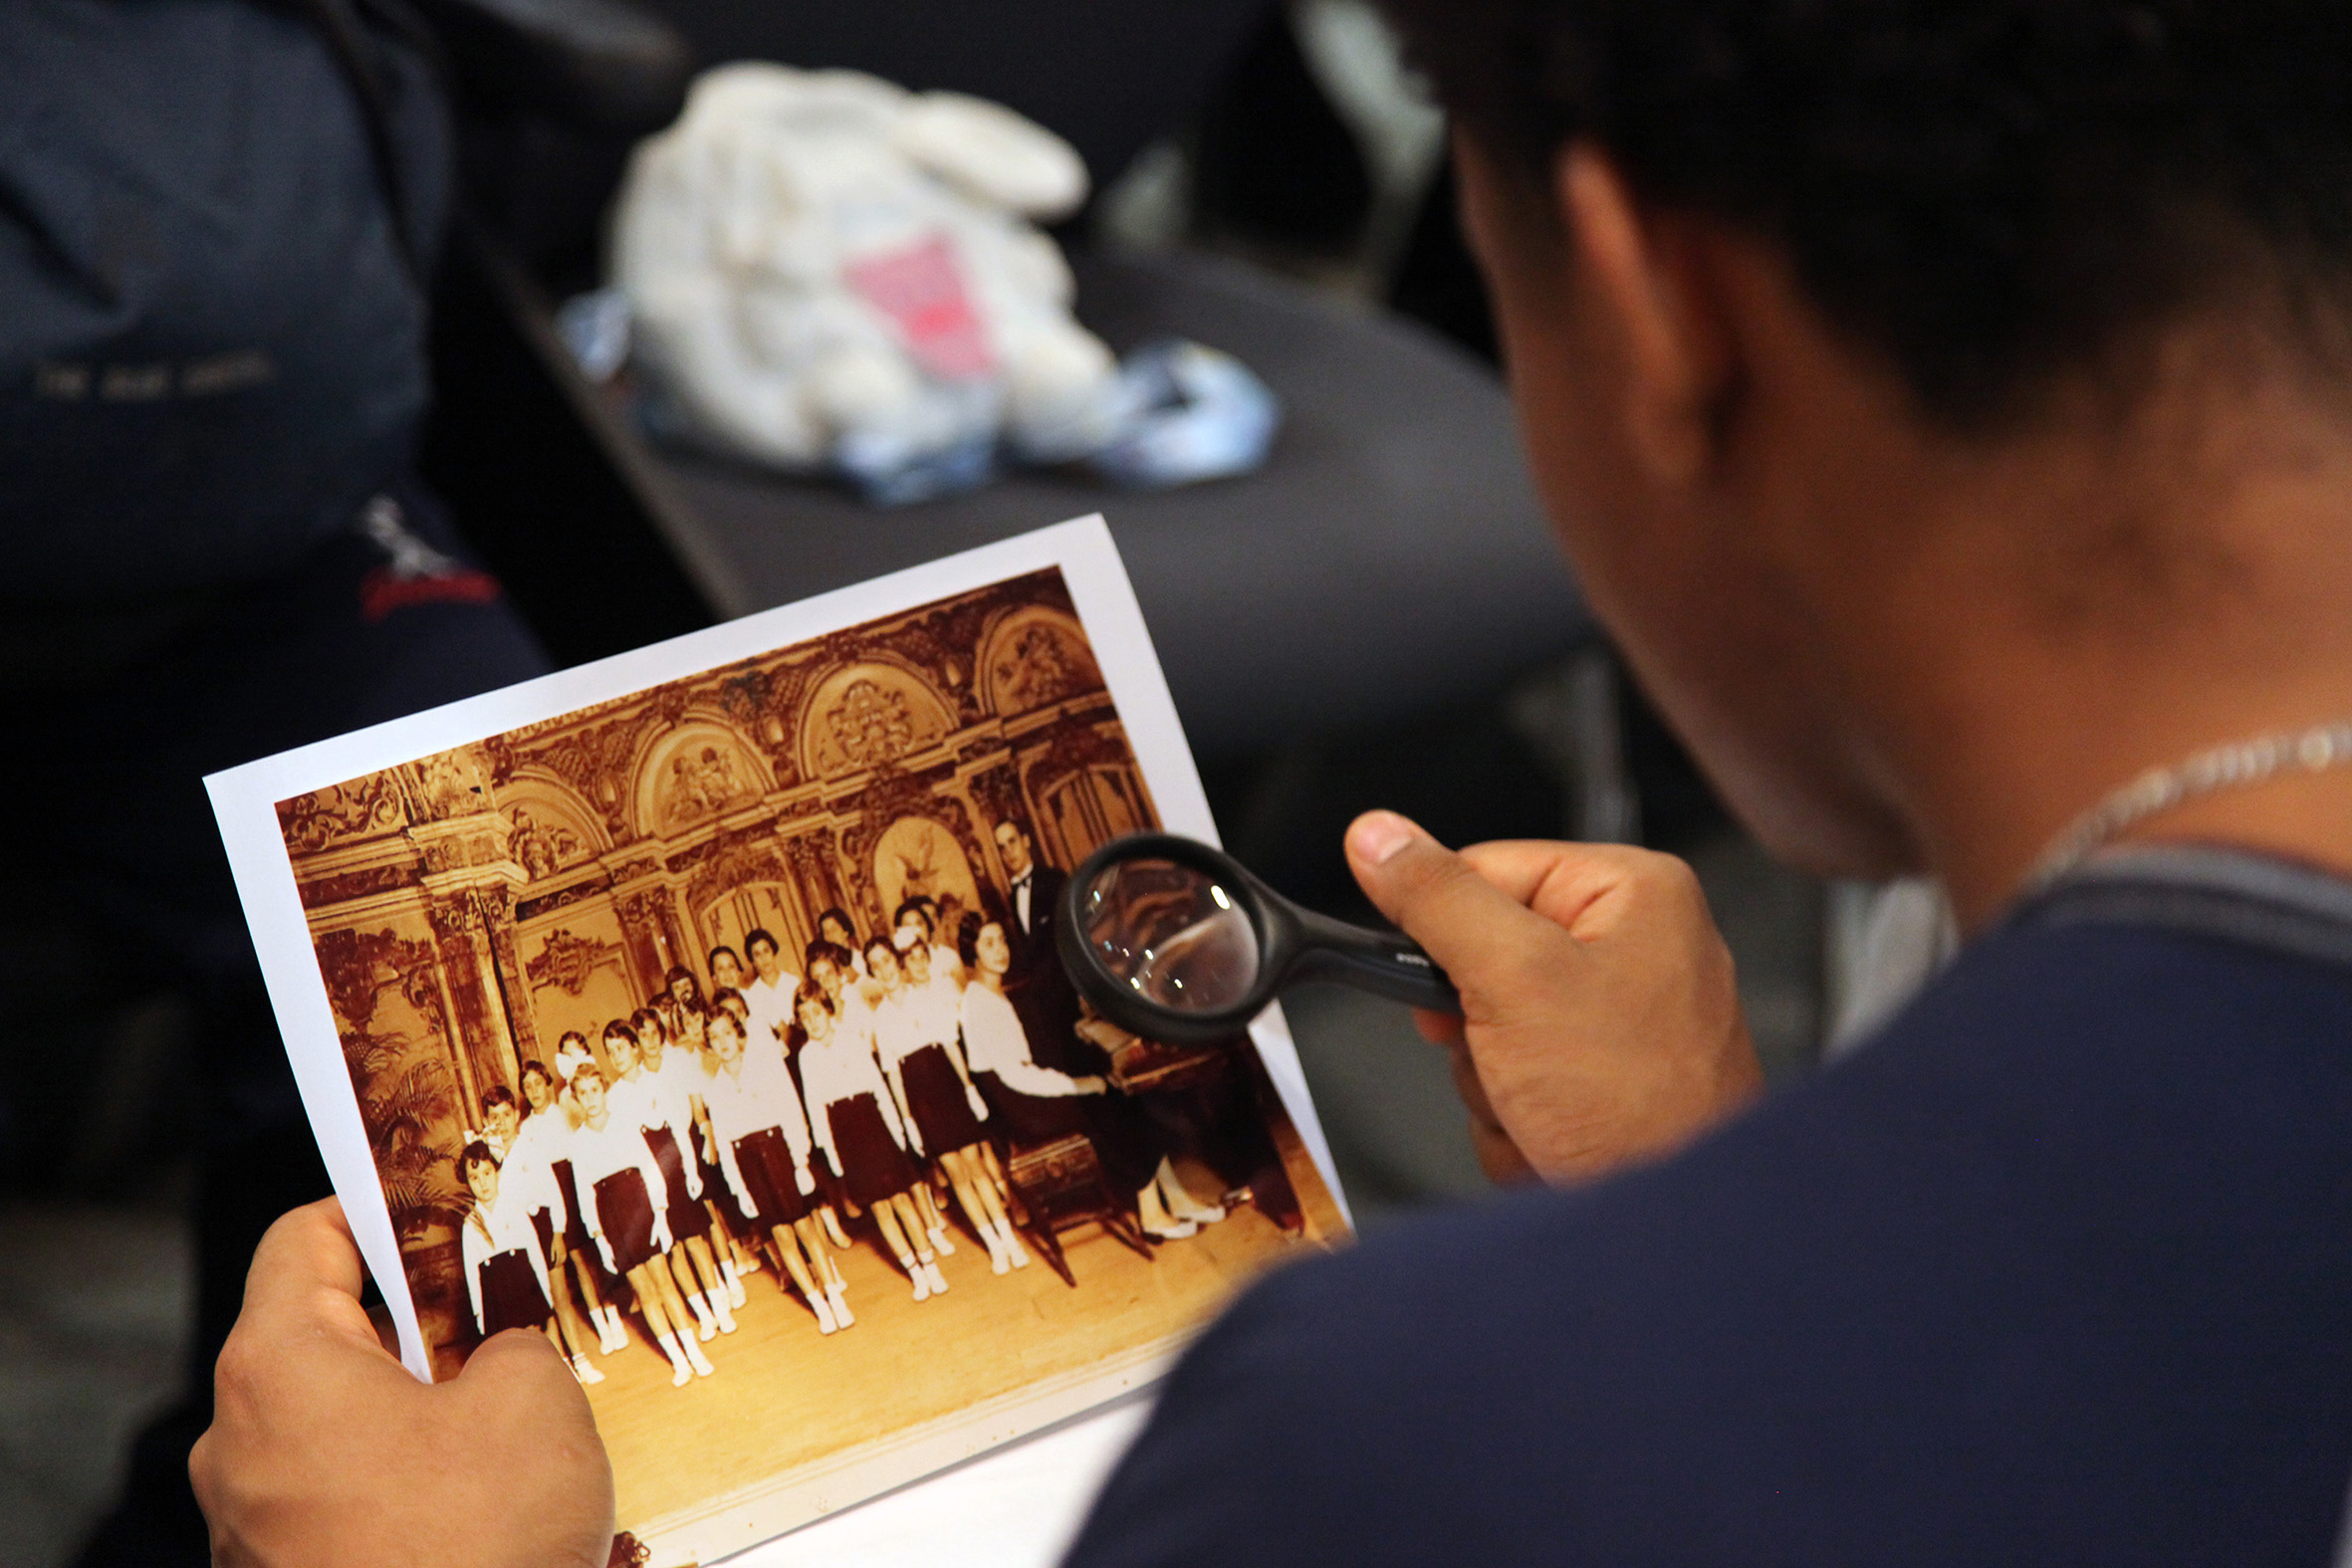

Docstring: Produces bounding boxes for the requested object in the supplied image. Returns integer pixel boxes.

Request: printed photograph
[268,565,1345,1553]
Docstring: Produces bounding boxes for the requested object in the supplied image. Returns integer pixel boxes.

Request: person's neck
[1829,348,2352,929]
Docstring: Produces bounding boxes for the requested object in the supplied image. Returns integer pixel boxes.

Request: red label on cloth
[844,235,996,381]
[359,565,502,623]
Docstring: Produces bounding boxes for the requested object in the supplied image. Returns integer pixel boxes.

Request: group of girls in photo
[451,891,1228,1393]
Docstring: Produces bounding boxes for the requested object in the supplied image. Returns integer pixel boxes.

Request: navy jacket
[1064,848,2352,1567]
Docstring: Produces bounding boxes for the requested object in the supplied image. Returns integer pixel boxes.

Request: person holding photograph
[874,928,1021,1273]
[190,4,2352,1560]
[512,1059,626,1356]
[568,1062,712,1388]
[701,1008,847,1333]
[603,1020,736,1341]
[796,986,950,1302]
[740,927,801,1048]
[456,1140,603,1388]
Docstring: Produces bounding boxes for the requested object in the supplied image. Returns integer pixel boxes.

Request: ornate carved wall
[279,569,1157,1241]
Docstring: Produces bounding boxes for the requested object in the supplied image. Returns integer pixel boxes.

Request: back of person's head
[1382,0,2352,427]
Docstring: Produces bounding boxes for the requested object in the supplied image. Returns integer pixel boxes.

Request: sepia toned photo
[256,551,1344,1559]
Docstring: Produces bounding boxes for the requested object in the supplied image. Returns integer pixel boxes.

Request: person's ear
[1553,146,1739,486]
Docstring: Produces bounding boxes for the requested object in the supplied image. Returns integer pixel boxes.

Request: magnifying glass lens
[1079,856,1262,1015]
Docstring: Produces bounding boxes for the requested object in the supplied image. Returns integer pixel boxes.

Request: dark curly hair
[1380,0,2352,427]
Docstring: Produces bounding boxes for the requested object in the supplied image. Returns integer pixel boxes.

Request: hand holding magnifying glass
[1058,831,1460,1044]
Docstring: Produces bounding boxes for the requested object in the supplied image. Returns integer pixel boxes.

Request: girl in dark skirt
[795,986,950,1301]
[457,1140,602,1386]
[702,1009,846,1332]
[862,936,961,1258]
[958,916,1227,1241]
[603,1020,735,1342]
[799,945,863,1250]
[502,1062,624,1356]
[568,1064,713,1387]
[876,933,1024,1274]
[643,1002,760,1305]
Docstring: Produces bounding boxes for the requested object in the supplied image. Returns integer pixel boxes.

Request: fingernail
[1349,810,1417,865]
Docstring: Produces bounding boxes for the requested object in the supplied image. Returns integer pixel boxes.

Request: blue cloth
[1062,849,2352,1567]
[0,0,447,600]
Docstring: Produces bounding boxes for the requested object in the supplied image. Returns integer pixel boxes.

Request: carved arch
[630,717,773,838]
[978,605,1102,717]
[797,659,957,782]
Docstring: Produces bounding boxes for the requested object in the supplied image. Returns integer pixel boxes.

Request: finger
[459,1327,586,1405]
[1457,836,1634,909]
[235,1200,383,1352]
[1345,811,1578,994]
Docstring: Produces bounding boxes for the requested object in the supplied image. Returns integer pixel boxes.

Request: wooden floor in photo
[586,1194,1332,1546]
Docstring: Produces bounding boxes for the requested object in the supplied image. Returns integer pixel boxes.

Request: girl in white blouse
[796,986,951,1301]
[512,1059,626,1354]
[862,935,961,1258]
[702,1009,847,1332]
[568,1063,713,1387]
[601,1020,735,1341]
[875,932,1025,1274]
[638,1016,752,1328]
[457,1140,603,1386]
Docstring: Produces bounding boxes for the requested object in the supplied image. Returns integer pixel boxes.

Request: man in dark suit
[991,815,1094,1077]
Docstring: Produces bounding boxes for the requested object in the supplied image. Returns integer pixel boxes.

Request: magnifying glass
[1057,831,1460,1044]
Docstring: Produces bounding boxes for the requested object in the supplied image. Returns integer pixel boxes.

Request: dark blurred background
[0,4,1829,1560]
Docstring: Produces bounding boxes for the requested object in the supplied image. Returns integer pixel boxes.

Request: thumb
[1344,811,1576,1004]
[452,1327,594,1434]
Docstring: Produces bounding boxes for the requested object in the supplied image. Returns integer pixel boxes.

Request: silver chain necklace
[2025,718,2352,894]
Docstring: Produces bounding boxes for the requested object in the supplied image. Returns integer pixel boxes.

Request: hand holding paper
[1345,812,1763,1185]
[191,1201,612,1568]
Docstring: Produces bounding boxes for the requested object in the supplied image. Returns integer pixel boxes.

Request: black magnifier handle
[1286,906,1460,1013]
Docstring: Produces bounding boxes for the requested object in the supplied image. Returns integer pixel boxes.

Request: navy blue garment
[26,481,550,1568]
[0,0,446,598]
[1062,848,2352,1568]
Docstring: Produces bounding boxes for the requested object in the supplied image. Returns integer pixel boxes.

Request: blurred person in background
[0,3,549,1560]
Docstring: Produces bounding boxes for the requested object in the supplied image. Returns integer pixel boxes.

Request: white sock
[922,1257,950,1294]
[827,1280,855,1327]
[983,1222,1011,1274]
[571,1353,605,1386]
[1157,1160,1228,1223]
[711,1290,738,1334]
[813,1292,838,1334]
[684,1334,715,1376]
[902,1255,930,1301]
[1002,1222,1033,1266]
[928,1223,956,1256]
[656,1331,693,1387]
[686,1291,717,1341]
